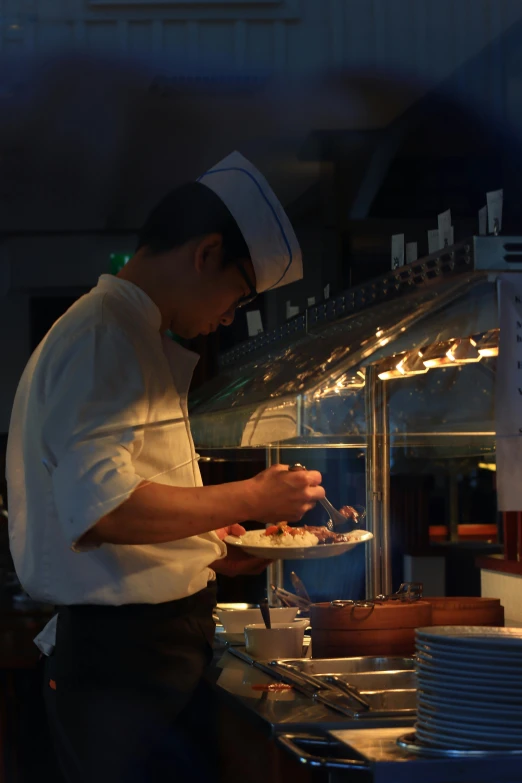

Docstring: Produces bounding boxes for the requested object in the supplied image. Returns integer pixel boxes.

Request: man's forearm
[80,479,255,547]
[79,463,324,548]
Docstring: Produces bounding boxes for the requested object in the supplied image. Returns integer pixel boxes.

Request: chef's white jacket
[6,274,226,649]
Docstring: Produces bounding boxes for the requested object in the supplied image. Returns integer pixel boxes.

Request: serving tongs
[290,571,311,603]
[330,582,423,609]
[264,661,371,716]
[272,665,371,711]
[270,584,310,610]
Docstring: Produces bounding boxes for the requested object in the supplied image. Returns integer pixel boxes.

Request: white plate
[414,726,472,750]
[418,689,522,715]
[415,724,522,751]
[418,682,522,710]
[416,643,522,666]
[416,626,522,649]
[417,707,522,738]
[417,665,522,694]
[417,673,522,698]
[417,700,522,726]
[416,661,522,685]
[415,645,522,670]
[416,720,522,749]
[417,708,522,731]
[418,706,522,733]
[417,654,522,690]
[417,680,522,711]
[417,729,522,750]
[224,530,373,560]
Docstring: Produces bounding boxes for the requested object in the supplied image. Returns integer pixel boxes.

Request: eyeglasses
[234,262,258,308]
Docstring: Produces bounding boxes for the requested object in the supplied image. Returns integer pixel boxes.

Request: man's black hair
[136,181,250,266]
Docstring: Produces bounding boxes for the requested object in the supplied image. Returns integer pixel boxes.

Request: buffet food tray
[228,648,417,720]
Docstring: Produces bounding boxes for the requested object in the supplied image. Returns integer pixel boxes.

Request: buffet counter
[209,641,522,783]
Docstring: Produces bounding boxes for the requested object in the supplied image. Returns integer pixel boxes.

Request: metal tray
[314,671,417,692]
[269,656,417,718]
[318,683,417,712]
[228,649,418,720]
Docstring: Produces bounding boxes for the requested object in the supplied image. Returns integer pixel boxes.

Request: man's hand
[212,524,269,576]
[210,546,270,577]
[245,464,325,525]
[214,524,246,541]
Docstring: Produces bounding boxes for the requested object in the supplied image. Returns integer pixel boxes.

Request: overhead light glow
[475,329,499,358]
[445,339,481,365]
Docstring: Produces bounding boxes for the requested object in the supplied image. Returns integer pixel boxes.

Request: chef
[6,151,324,783]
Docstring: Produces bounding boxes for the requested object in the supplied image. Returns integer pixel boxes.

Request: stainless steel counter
[210,643,522,783]
[278,727,522,782]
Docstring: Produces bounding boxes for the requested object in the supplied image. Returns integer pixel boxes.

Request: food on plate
[339,505,359,521]
[239,525,319,548]
[238,522,360,548]
[298,525,359,544]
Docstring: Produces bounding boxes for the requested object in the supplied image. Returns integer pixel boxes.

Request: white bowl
[244,622,306,660]
[215,606,298,634]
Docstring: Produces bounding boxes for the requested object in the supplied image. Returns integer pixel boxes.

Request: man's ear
[193,234,224,274]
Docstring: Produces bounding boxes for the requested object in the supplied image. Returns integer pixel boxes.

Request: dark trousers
[43,585,217,783]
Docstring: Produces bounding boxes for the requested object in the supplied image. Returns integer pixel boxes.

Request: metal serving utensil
[330,582,424,609]
[270,584,310,610]
[265,662,373,718]
[290,572,311,603]
[322,676,371,710]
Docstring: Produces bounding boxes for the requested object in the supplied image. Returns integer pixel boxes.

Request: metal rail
[364,367,391,598]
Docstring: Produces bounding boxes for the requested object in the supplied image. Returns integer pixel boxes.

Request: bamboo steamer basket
[310,600,432,658]
[423,596,504,627]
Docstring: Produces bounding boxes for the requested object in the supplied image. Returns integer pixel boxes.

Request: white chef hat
[197,151,303,293]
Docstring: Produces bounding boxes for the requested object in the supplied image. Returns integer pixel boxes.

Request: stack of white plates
[415,626,522,751]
